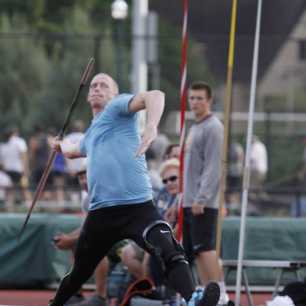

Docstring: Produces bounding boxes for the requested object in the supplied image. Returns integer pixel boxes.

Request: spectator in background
[164,143,180,160]
[293,138,306,216]
[51,151,66,204]
[29,126,58,203]
[250,135,268,188]
[0,165,12,209]
[227,141,244,212]
[227,141,244,190]
[145,147,163,196]
[183,81,229,305]
[303,138,306,164]
[149,132,170,165]
[64,120,85,194]
[156,158,180,228]
[0,127,31,209]
[146,143,181,197]
[48,128,66,205]
[29,126,50,190]
[301,137,306,183]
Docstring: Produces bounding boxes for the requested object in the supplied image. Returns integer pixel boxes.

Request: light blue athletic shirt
[80,94,152,210]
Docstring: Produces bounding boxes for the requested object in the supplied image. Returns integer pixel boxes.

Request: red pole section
[177,0,189,241]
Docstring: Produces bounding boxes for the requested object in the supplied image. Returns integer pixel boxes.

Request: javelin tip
[80,58,95,86]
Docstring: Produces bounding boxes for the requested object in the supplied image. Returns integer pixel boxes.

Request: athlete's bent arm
[129,90,165,156]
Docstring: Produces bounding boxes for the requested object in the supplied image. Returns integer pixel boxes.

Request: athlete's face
[162,167,179,195]
[87,74,118,116]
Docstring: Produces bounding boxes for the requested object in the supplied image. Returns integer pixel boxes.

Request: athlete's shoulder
[112,93,134,103]
[108,93,135,116]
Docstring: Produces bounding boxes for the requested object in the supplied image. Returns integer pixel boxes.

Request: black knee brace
[143,220,188,274]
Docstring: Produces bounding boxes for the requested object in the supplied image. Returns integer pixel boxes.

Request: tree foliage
[0,0,214,137]
[0,0,114,31]
[0,15,50,134]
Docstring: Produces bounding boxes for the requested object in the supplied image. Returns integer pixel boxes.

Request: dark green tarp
[0,213,81,287]
[1,214,306,287]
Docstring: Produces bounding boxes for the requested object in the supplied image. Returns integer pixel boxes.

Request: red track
[0,290,271,306]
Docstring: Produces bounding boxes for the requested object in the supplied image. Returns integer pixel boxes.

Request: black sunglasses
[162,175,178,184]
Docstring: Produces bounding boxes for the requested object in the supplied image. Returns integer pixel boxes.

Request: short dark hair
[189,81,212,99]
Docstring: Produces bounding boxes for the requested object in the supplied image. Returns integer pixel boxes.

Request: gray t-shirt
[183,115,223,209]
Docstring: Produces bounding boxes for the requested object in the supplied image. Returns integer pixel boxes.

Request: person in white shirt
[0,127,31,209]
[0,168,12,206]
[64,120,85,201]
[65,120,84,188]
[250,135,268,188]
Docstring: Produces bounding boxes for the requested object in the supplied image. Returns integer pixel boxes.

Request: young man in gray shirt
[183,82,229,305]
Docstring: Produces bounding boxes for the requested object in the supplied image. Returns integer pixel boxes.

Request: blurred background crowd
[1,117,306,218]
[0,1,306,214]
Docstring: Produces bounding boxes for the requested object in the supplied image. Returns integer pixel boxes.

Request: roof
[150,0,306,82]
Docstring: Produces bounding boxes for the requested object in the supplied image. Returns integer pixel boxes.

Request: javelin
[18,57,95,239]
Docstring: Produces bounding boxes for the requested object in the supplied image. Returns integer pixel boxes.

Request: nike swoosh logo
[160,230,170,234]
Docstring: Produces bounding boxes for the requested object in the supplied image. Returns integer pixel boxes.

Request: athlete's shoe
[72,294,107,306]
[48,293,86,306]
[217,292,230,306]
[187,282,220,306]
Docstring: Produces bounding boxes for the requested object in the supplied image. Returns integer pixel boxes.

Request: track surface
[0,290,271,306]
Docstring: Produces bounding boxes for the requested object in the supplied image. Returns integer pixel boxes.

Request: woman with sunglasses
[155,158,180,228]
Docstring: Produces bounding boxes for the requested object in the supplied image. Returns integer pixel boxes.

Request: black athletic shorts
[182,207,218,262]
[75,201,164,267]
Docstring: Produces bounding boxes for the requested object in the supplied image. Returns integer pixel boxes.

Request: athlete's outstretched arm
[129,90,165,156]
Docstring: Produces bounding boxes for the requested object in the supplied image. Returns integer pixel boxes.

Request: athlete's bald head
[87,73,119,116]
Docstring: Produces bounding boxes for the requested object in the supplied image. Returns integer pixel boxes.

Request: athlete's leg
[141,220,195,301]
[139,219,220,306]
[121,202,220,306]
[126,203,195,302]
[49,214,114,306]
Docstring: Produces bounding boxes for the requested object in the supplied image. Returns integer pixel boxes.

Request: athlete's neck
[92,107,105,117]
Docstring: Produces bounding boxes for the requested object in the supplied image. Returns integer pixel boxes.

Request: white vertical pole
[132,0,148,131]
[235,0,263,305]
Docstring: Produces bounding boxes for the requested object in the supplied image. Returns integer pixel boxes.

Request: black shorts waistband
[88,200,153,214]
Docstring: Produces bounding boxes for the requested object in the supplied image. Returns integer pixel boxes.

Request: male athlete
[49,73,220,306]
